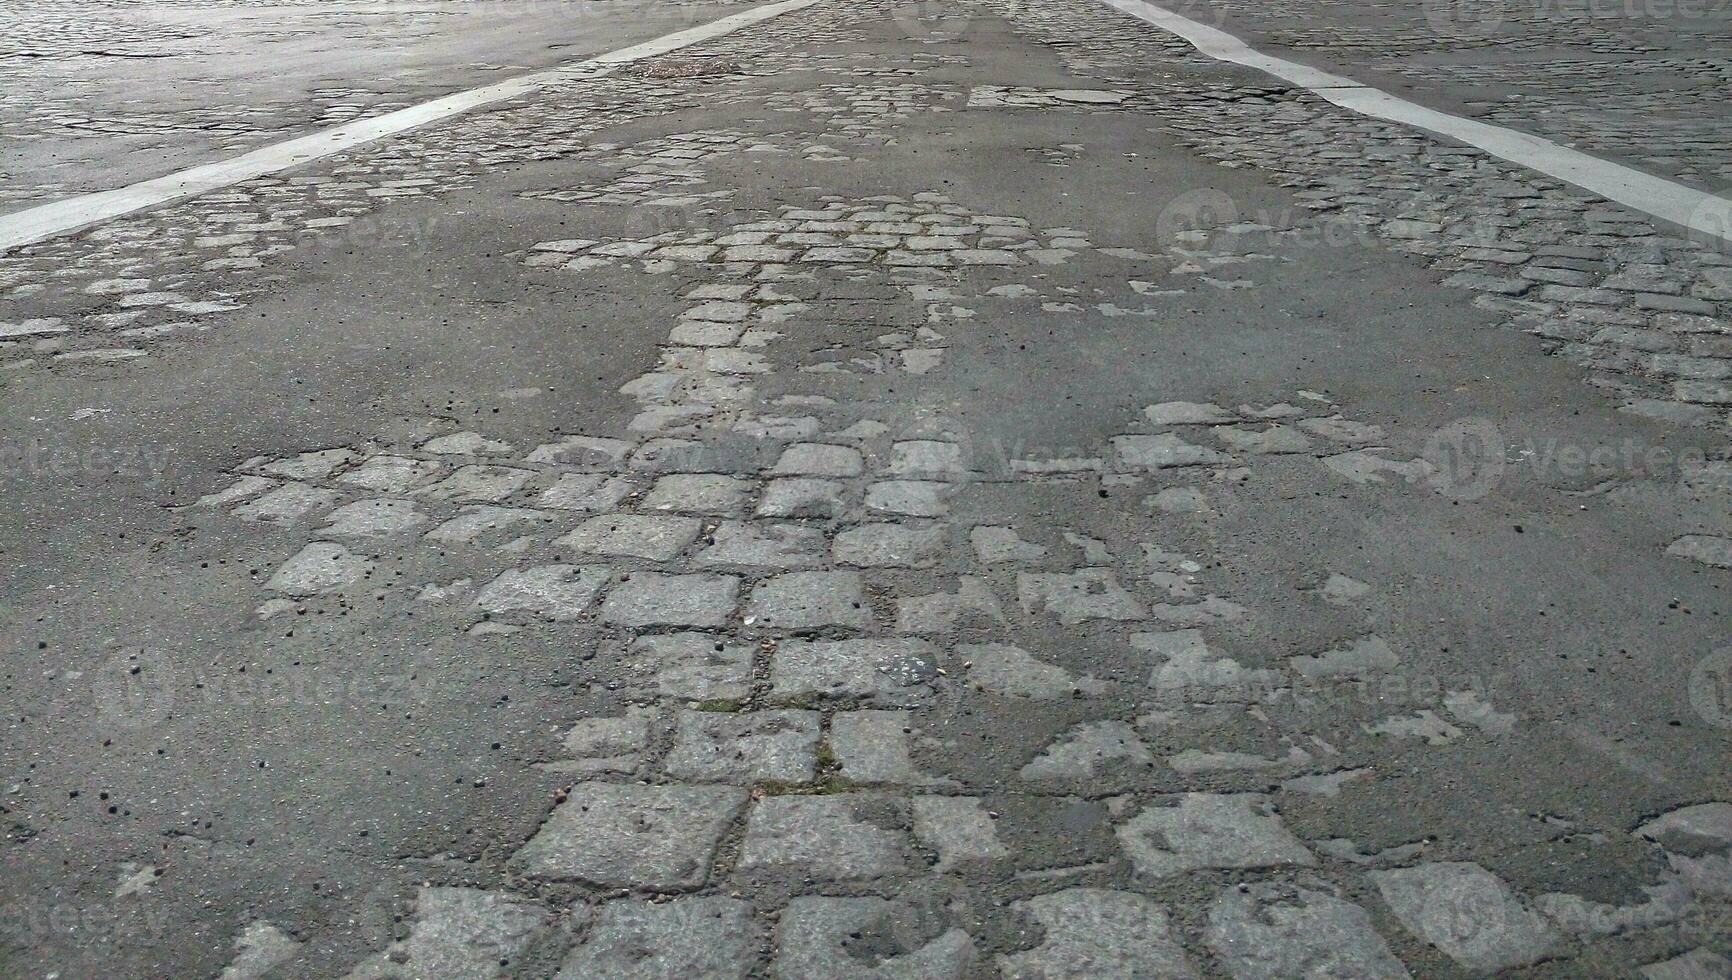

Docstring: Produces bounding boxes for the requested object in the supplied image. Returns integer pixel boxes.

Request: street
[1,0,1729,976]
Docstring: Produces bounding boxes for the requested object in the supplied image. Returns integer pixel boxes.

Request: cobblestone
[556,897,757,980]
[738,794,907,880]
[663,708,821,784]
[1370,862,1566,973]
[11,0,1731,975]
[999,889,1197,979]
[513,783,746,889]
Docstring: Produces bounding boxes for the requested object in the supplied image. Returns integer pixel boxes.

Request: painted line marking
[0,0,824,253]
[1099,0,1732,246]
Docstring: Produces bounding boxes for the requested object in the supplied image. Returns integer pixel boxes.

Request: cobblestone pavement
[1178,0,1732,189]
[0,0,753,212]
[1,0,1730,977]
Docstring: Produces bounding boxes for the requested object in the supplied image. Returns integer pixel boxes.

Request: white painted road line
[0,0,825,254]
[1100,0,1732,246]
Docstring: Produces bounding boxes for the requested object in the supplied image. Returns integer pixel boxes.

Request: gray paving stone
[1118,794,1314,878]
[695,521,827,570]
[222,922,300,980]
[1017,568,1146,624]
[894,576,1006,634]
[770,638,938,705]
[1635,801,1732,851]
[526,434,635,469]
[632,632,754,701]
[475,565,610,621]
[685,300,752,322]
[424,505,551,545]
[773,897,975,979]
[886,441,971,479]
[1140,630,1280,699]
[954,249,1020,265]
[259,448,359,480]
[1289,634,1400,679]
[1020,721,1152,781]
[738,794,906,879]
[641,474,755,515]
[421,432,513,456]
[338,454,443,492]
[958,643,1103,699]
[866,480,951,517]
[1298,416,1386,444]
[913,796,1007,871]
[831,709,925,784]
[557,514,701,561]
[554,707,654,775]
[998,889,1197,979]
[629,438,711,473]
[421,464,537,502]
[1675,380,1732,405]
[663,708,820,784]
[757,478,846,518]
[724,244,797,263]
[1637,293,1716,315]
[1315,573,1374,605]
[746,570,874,630]
[1214,424,1315,454]
[970,526,1048,563]
[319,498,428,537]
[1144,401,1237,425]
[1112,433,1234,469]
[266,542,373,595]
[1151,595,1248,627]
[1370,862,1563,974]
[556,898,757,980]
[1640,948,1732,980]
[1668,534,1732,568]
[233,482,338,523]
[1063,533,1113,565]
[835,522,945,568]
[539,473,635,512]
[196,476,275,509]
[801,246,876,263]
[1207,883,1410,980]
[513,783,745,888]
[600,572,740,628]
[771,443,863,476]
[343,887,549,980]
[1146,487,1209,514]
